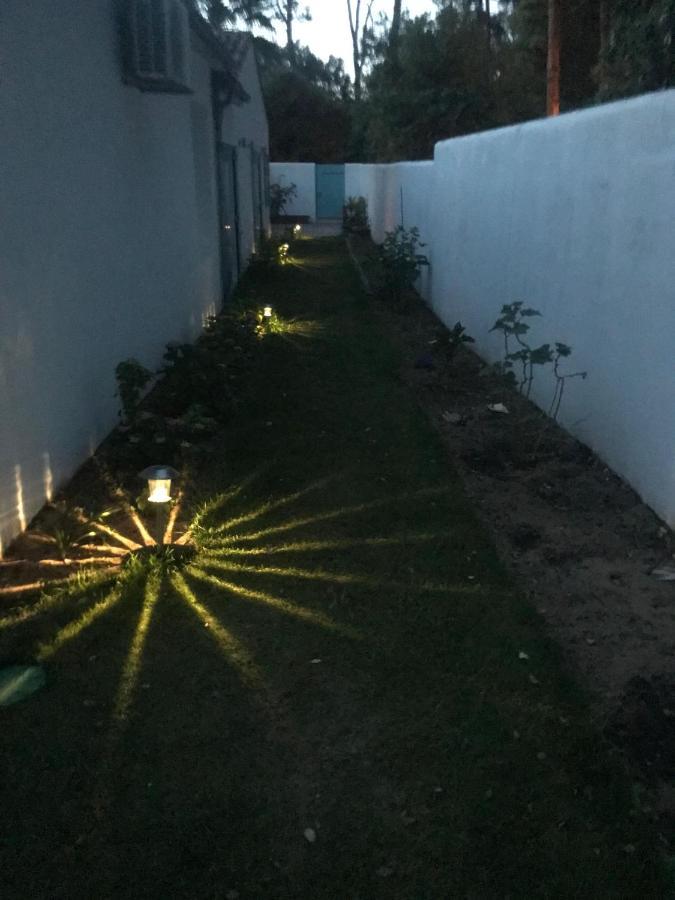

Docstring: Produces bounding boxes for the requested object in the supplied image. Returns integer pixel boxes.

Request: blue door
[316,164,345,219]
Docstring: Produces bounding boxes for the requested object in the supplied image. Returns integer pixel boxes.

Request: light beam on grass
[78,544,129,557]
[36,585,124,661]
[203,532,447,558]
[162,495,183,545]
[127,508,156,547]
[200,557,469,596]
[212,477,333,536]
[0,578,70,597]
[212,487,449,547]
[275,318,324,339]
[38,557,123,568]
[88,520,142,553]
[178,469,270,543]
[188,566,356,637]
[203,557,379,588]
[171,572,263,688]
[0,571,117,632]
[111,574,161,725]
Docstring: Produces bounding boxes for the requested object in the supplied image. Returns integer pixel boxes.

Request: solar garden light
[263,306,273,319]
[141,465,178,504]
[140,465,178,546]
[293,224,302,236]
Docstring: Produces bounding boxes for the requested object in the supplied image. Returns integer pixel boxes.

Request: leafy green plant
[115,359,153,424]
[343,196,370,235]
[379,225,429,307]
[490,302,552,397]
[491,303,588,443]
[270,181,297,218]
[548,342,588,423]
[249,234,293,275]
[441,321,475,365]
[43,501,95,561]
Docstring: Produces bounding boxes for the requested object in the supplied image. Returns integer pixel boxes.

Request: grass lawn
[0,238,668,898]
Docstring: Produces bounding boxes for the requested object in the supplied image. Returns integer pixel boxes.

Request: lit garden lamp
[263,306,273,320]
[293,224,302,237]
[140,465,178,545]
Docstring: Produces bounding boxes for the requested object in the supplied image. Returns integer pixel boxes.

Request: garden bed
[348,231,675,822]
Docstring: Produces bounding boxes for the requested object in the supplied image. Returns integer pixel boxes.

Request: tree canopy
[196,0,675,163]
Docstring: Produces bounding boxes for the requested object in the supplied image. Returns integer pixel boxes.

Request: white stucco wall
[346,91,675,527]
[270,163,317,219]
[222,42,270,262]
[347,162,434,300]
[0,2,268,553]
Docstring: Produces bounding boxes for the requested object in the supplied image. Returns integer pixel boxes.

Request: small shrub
[441,322,475,365]
[490,302,588,437]
[43,501,92,561]
[270,182,297,218]
[115,359,153,424]
[343,196,370,235]
[249,234,292,275]
[379,225,429,307]
[489,302,552,397]
[548,342,587,423]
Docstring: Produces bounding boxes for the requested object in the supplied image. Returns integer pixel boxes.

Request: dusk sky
[262,0,439,76]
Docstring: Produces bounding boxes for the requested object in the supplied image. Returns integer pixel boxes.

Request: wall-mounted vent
[125,0,191,93]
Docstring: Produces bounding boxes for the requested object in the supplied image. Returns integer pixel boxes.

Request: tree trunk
[597,0,611,92]
[347,0,362,101]
[599,0,610,56]
[389,0,402,66]
[285,0,296,66]
[485,0,492,76]
[546,0,561,116]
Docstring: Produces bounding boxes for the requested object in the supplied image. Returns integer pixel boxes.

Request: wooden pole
[547,0,561,116]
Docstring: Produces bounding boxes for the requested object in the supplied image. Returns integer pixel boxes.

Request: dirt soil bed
[349,233,675,814]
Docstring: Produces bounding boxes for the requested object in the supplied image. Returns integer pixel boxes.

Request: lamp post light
[140,465,178,545]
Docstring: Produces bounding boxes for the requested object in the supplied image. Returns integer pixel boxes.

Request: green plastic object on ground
[0,666,46,706]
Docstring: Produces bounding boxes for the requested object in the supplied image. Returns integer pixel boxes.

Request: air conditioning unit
[126,0,191,93]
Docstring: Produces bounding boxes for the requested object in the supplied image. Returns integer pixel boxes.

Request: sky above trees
[258,0,437,76]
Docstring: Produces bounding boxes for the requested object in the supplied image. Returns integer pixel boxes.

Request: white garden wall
[270,163,317,219]
[347,91,675,527]
[346,162,434,300]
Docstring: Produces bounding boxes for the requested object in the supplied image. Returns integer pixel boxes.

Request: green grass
[0,239,668,899]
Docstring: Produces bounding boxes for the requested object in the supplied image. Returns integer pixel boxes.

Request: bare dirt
[348,233,675,818]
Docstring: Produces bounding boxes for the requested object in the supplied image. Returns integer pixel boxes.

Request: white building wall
[347,91,675,527]
[270,163,317,220]
[222,43,270,261]
[0,1,267,552]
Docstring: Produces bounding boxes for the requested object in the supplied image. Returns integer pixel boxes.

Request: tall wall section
[346,90,675,527]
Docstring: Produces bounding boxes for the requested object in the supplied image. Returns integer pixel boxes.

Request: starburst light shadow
[201,532,445,558]
[210,486,449,547]
[36,584,125,662]
[0,471,476,793]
